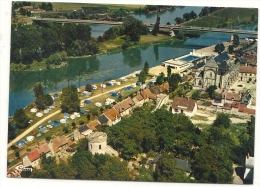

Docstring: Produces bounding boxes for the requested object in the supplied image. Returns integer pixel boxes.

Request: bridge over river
[31,18,258,36]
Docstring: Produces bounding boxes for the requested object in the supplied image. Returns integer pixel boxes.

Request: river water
[8,6,257,116]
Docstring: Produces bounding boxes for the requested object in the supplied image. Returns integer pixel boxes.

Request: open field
[51,2,146,11]
[183,8,258,28]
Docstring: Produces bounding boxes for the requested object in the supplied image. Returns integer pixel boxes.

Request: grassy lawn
[191,115,208,121]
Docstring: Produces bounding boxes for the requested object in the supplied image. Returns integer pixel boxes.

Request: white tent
[74,112,80,118]
[60,119,66,124]
[30,108,37,113]
[26,136,35,142]
[70,115,76,120]
[36,112,43,117]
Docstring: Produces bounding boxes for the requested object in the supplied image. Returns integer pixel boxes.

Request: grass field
[52,2,146,12]
[183,8,258,28]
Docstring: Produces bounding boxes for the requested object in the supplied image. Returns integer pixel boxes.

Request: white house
[171,97,197,117]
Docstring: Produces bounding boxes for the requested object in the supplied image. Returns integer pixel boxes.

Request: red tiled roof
[242,54,255,60]
[141,88,157,100]
[114,97,135,113]
[38,143,50,155]
[159,82,170,92]
[222,92,240,101]
[238,106,255,115]
[172,97,196,112]
[135,93,144,101]
[67,140,73,147]
[103,108,120,121]
[231,101,240,108]
[239,66,257,74]
[27,149,40,162]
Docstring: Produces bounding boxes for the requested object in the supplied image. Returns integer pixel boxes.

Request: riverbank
[10,33,182,71]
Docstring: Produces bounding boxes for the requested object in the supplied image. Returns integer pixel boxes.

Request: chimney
[247,152,250,159]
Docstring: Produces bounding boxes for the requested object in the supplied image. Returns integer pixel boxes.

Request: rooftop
[88,132,107,143]
[27,149,40,162]
[239,66,257,74]
[172,97,196,112]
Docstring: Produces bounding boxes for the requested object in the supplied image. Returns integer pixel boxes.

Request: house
[113,97,135,116]
[244,155,254,183]
[239,66,257,82]
[87,120,100,130]
[98,115,109,125]
[148,153,162,165]
[140,88,157,102]
[222,92,240,103]
[22,149,41,168]
[50,135,67,156]
[172,97,197,117]
[132,93,145,107]
[38,143,51,158]
[103,108,121,126]
[78,125,93,138]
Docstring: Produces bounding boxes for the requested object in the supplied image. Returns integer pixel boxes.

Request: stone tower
[88,132,107,155]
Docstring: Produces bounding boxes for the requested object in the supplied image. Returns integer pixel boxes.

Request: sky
[0,0,259,187]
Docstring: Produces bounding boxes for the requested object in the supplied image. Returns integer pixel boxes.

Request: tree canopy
[13,108,29,129]
[60,85,80,113]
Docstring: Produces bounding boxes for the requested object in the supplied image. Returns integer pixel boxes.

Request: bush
[63,126,69,133]
[45,136,51,141]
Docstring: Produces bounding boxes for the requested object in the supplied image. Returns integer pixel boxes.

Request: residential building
[102,108,121,126]
[113,97,135,116]
[87,119,101,130]
[239,66,257,82]
[50,135,67,156]
[22,149,41,168]
[171,97,197,117]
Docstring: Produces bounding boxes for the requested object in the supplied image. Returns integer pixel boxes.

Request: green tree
[167,66,171,81]
[30,169,52,178]
[60,85,80,113]
[13,108,29,129]
[85,84,92,92]
[138,70,147,83]
[33,84,44,98]
[77,138,89,152]
[154,153,189,182]
[228,45,234,54]
[212,113,231,129]
[156,72,165,85]
[192,90,200,100]
[169,73,182,92]
[143,61,149,74]
[8,123,17,141]
[206,85,217,99]
[192,145,233,183]
[233,34,239,47]
[123,16,149,41]
[215,43,225,52]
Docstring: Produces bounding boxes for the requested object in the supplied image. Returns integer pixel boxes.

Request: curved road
[7,82,136,148]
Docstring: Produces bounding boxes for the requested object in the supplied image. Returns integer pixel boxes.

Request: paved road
[7,81,139,148]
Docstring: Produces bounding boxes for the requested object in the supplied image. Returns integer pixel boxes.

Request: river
[8,6,257,116]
